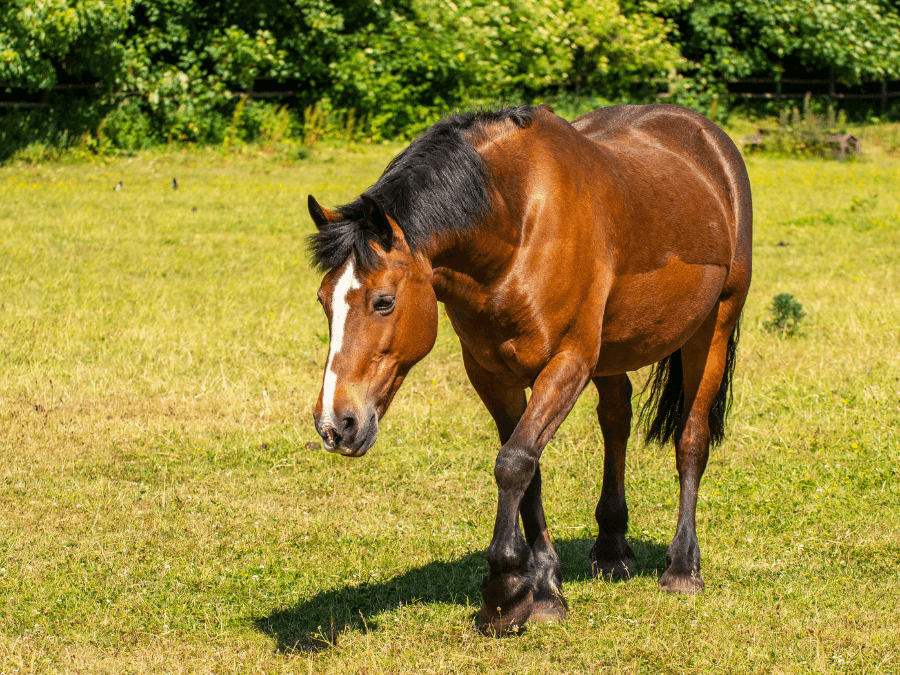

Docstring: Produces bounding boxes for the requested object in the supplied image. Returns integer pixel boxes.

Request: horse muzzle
[315,408,378,458]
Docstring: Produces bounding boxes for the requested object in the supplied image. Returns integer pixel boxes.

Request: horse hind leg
[590,373,635,579]
[658,299,742,593]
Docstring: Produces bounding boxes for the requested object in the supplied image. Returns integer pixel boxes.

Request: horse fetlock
[530,544,561,573]
[660,535,702,591]
[485,538,531,575]
[480,542,568,635]
[595,501,629,537]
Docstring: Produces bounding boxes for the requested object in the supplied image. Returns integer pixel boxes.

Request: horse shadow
[253,535,668,652]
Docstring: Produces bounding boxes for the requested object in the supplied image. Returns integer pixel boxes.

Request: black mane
[308,105,540,272]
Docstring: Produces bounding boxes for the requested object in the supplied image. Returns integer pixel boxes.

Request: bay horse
[307,104,752,634]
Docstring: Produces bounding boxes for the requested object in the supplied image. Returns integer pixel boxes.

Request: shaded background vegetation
[2,0,900,158]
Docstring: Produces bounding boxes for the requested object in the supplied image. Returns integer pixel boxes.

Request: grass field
[1,131,899,673]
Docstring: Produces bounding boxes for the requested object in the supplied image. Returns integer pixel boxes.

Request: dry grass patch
[1,143,898,673]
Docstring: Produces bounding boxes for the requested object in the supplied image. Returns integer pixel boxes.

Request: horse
[307,104,752,635]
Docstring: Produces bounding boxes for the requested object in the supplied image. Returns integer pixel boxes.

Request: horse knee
[493,446,536,492]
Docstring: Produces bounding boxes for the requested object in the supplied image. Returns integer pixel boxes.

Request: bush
[0,0,685,151]
[101,102,154,153]
[764,293,807,337]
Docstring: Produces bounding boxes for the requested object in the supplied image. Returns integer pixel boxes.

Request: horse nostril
[340,412,358,437]
[319,424,341,449]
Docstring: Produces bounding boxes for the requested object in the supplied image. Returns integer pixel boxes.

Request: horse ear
[360,194,394,252]
[308,195,339,230]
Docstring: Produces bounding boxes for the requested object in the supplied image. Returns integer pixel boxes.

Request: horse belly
[593,259,727,376]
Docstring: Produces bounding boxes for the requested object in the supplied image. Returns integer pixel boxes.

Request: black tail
[639,320,741,447]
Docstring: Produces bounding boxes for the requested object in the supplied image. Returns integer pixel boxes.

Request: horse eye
[374,296,395,314]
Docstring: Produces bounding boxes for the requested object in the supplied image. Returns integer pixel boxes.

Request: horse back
[571,104,752,275]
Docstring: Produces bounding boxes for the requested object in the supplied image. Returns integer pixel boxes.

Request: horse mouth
[322,412,378,458]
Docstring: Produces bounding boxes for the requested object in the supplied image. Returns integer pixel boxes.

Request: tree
[671,0,900,83]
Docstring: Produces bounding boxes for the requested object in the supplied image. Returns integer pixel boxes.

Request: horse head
[308,194,438,457]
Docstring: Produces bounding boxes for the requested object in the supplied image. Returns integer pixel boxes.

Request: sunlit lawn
[1,134,898,673]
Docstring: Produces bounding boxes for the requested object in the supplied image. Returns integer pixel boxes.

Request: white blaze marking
[321,258,360,428]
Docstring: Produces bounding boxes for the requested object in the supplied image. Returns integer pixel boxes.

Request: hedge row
[2,0,900,156]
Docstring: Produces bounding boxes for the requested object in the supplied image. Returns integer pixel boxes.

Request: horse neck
[427,210,519,312]
[426,122,537,311]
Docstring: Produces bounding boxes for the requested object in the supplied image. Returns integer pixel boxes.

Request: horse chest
[446,307,547,387]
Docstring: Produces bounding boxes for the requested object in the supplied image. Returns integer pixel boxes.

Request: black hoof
[658,565,704,593]
[589,538,634,580]
[478,591,534,635]
[528,594,568,624]
[479,571,535,635]
[479,563,569,634]
[590,556,634,580]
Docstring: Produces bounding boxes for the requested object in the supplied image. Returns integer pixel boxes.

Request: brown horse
[307,104,752,634]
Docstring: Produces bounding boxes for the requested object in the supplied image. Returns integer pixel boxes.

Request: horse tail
[707,320,741,446]
[640,319,741,447]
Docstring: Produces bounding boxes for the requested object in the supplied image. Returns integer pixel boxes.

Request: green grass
[1,138,898,673]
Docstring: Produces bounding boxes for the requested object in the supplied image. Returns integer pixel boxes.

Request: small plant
[223,95,250,149]
[302,100,331,148]
[764,293,807,337]
[850,194,878,212]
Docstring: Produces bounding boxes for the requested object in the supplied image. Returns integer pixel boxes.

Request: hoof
[590,557,634,580]
[478,587,534,636]
[479,570,536,636]
[658,567,704,594]
[528,595,568,624]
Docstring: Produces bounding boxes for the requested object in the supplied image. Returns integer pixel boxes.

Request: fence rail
[726,76,900,107]
[3,77,900,109]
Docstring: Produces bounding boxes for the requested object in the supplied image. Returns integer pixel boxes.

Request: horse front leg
[590,373,635,579]
[477,353,589,634]
[462,348,563,628]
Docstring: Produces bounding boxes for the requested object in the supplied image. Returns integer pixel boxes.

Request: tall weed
[747,94,851,158]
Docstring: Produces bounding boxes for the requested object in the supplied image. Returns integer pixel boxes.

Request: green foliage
[301,100,332,148]
[0,0,348,156]
[325,0,684,138]
[764,293,807,337]
[0,0,133,89]
[3,0,900,153]
[101,100,154,152]
[747,94,850,158]
[672,0,900,83]
[0,0,684,151]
